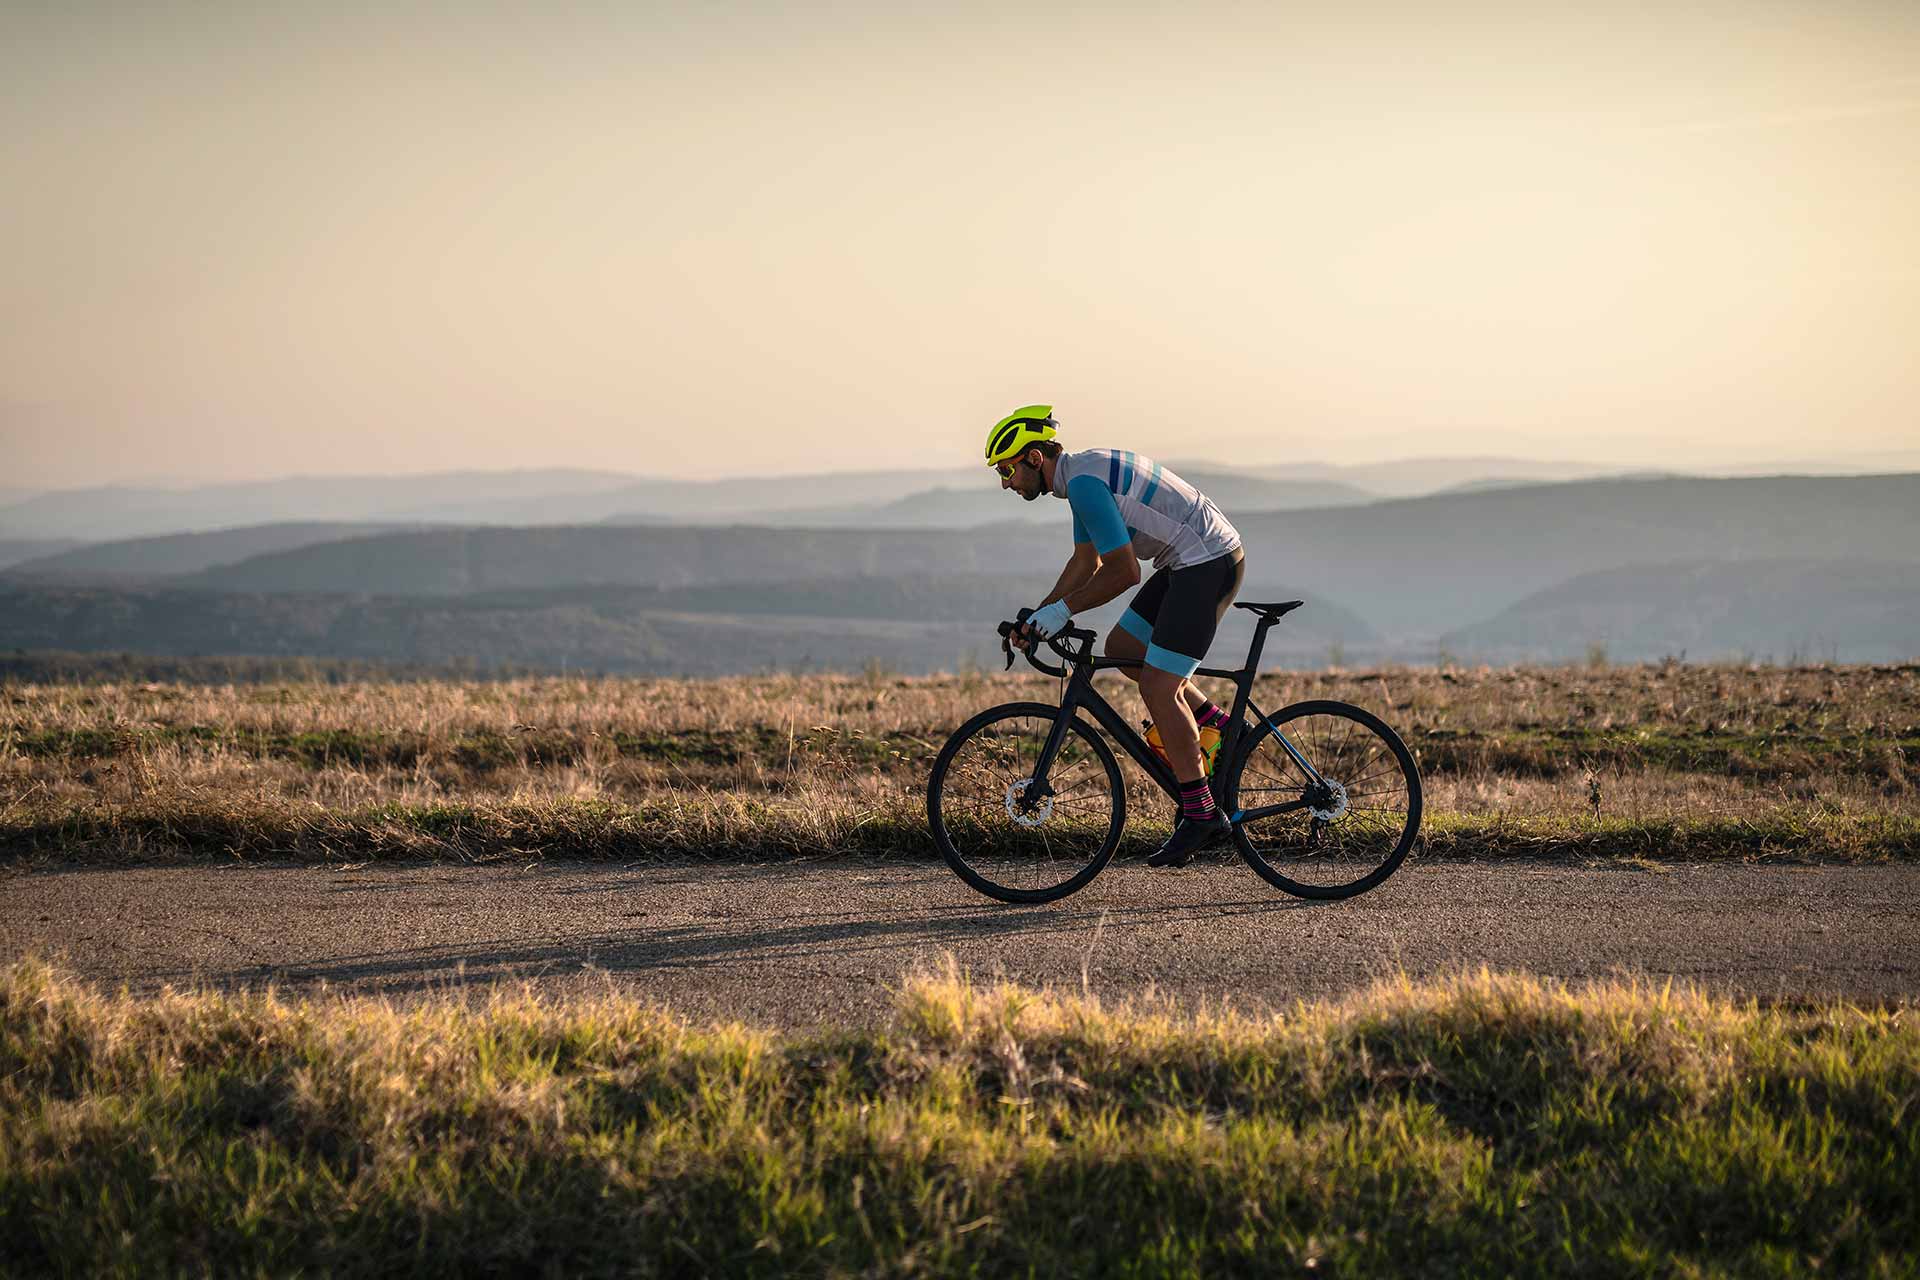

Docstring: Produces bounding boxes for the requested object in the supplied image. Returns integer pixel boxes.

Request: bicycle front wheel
[927,701,1125,904]
[1224,699,1421,900]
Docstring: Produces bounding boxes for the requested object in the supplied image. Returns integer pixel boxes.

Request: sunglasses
[996,457,1029,479]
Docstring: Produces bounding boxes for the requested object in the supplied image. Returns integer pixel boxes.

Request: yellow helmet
[984,405,1057,467]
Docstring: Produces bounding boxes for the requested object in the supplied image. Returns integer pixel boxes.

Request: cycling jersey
[1053,449,1241,571]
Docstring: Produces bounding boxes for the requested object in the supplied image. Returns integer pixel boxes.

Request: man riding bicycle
[987,404,1245,868]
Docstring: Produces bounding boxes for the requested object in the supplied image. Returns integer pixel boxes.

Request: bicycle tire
[927,701,1125,904]
[1223,699,1422,900]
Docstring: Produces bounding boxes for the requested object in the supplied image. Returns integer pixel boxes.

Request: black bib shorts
[1114,547,1246,678]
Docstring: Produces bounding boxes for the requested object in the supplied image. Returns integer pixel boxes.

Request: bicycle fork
[1018,664,1096,810]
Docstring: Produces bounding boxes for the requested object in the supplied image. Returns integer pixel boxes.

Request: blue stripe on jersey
[1140,460,1162,506]
[1108,454,1121,491]
[1120,451,1136,492]
[1065,473,1132,555]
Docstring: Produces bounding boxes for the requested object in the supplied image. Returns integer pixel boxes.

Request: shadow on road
[157,876,1310,996]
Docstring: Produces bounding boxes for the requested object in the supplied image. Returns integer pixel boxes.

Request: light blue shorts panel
[1116,609,1154,644]
[1145,641,1201,678]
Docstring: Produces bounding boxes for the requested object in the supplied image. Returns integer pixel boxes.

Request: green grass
[11,718,1918,786]
[5,666,1915,872]
[1412,726,1920,785]
[2,960,1914,1276]
[6,723,922,773]
[3,795,1917,868]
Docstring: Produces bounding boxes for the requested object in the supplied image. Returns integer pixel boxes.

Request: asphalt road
[4,857,1917,1026]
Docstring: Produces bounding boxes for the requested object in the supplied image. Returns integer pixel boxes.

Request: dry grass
[3,957,1915,1275]
[3,664,1915,866]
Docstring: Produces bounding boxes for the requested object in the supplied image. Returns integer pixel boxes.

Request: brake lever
[1001,608,1038,670]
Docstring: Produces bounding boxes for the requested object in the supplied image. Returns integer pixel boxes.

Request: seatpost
[1243,615,1276,673]
[1226,615,1278,732]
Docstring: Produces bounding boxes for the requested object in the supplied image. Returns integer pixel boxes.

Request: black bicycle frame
[1022,614,1330,825]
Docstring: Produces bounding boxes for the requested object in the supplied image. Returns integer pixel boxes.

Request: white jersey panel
[1052,448,1241,570]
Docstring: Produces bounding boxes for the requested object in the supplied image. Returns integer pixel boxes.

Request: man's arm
[1040,542,1100,608]
[1016,544,1100,643]
[1021,475,1142,638]
[1058,541,1141,613]
[1058,473,1141,612]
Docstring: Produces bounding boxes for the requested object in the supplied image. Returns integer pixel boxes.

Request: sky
[3,0,1916,486]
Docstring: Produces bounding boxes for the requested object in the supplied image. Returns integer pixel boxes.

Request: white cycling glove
[1027,600,1073,638]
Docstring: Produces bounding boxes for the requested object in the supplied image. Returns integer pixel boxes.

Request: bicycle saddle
[1233,600,1305,620]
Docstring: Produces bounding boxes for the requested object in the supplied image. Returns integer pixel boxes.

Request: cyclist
[987,404,1245,867]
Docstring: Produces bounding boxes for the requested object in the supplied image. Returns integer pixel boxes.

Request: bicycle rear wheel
[1224,699,1421,900]
[927,701,1125,904]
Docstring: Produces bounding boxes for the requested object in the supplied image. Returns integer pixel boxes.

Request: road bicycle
[926,601,1422,904]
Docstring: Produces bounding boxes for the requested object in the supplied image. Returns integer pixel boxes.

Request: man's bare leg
[1104,625,1211,717]
[1138,667,1206,782]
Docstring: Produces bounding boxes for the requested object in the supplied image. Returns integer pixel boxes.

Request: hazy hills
[1232,474,1920,636]
[11,451,1919,544]
[0,539,84,572]
[0,578,1373,677]
[2,523,434,582]
[1442,560,1920,663]
[0,470,636,542]
[0,465,1378,545]
[170,474,1920,639]
[602,471,1374,530]
[3,470,1915,674]
[1234,450,1920,496]
[1238,456,1631,497]
[183,525,1051,595]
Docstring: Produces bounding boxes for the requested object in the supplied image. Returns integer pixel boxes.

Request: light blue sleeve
[1065,473,1132,555]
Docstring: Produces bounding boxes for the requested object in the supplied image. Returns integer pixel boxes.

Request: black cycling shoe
[1147,811,1232,868]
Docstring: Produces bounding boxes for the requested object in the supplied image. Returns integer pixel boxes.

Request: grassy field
[6,668,1916,1273]
[3,959,1914,1276]
[3,662,1917,866]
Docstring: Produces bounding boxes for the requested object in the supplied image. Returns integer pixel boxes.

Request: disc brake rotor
[1004,777,1054,827]
[1309,778,1350,822]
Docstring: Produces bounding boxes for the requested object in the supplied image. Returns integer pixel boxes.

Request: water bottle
[1143,719,1224,773]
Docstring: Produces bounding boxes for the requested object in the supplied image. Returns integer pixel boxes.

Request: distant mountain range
[0,539,84,572]
[1235,456,1633,497]
[600,470,1374,530]
[2,523,435,582]
[178,524,1048,595]
[1229,450,1920,496]
[0,461,1624,532]
[2,470,1916,673]
[0,465,1378,543]
[142,474,1920,637]
[0,578,1374,677]
[1441,560,1920,663]
[17,452,1913,545]
[0,469,636,542]
[1235,473,1920,636]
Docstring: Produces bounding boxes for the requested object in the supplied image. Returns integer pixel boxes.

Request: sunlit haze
[4,1,1916,486]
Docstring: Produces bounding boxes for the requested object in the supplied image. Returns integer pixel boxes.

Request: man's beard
[1019,474,1044,501]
